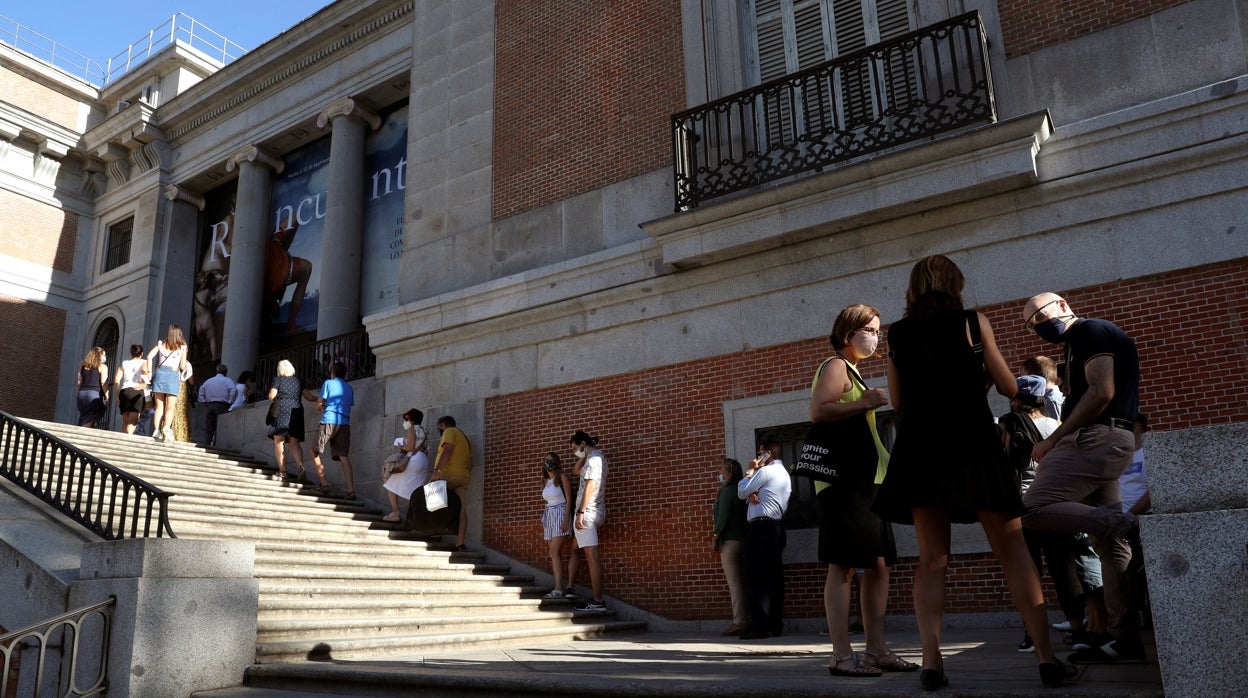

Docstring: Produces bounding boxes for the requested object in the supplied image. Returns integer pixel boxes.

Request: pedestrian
[266,359,307,482]
[146,324,188,442]
[113,344,149,435]
[75,346,109,428]
[873,255,1075,690]
[810,304,915,675]
[198,364,237,446]
[172,365,194,442]
[712,457,749,636]
[1020,292,1144,664]
[382,408,430,523]
[1022,355,1065,422]
[539,451,574,599]
[229,370,253,411]
[304,360,355,498]
[430,415,473,550]
[566,430,608,612]
[737,436,791,639]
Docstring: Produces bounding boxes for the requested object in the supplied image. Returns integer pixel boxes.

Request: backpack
[999,410,1044,485]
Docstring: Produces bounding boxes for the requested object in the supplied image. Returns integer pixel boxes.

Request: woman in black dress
[873,255,1075,690]
[76,346,109,428]
[810,304,915,677]
[266,359,310,483]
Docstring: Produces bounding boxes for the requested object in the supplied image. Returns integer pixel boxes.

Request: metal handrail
[672,11,995,210]
[0,411,176,540]
[1,595,114,697]
[0,14,105,84]
[254,328,377,398]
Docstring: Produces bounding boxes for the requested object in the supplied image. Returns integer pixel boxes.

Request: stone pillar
[160,185,205,351]
[68,538,258,697]
[315,97,380,340]
[221,146,284,376]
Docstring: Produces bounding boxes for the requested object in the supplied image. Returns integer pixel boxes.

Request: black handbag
[793,357,877,484]
[264,399,279,426]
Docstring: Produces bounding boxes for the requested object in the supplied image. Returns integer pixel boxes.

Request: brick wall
[0,66,84,131]
[0,189,78,273]
[492,0,685,220]
[482,256,1248,620]
[998,0,1193,58]
[0,295,65,419]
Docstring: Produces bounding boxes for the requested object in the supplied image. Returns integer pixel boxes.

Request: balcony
[672,11,996,211]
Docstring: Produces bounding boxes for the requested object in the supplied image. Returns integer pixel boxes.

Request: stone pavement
[221,626,1165,697]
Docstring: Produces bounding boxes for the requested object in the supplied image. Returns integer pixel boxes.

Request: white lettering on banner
[802,443,829,456]
[206,219,231,263]
[797,461,838,478]
[369,156,407,200]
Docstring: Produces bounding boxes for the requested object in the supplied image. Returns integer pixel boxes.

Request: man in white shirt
[197,364,237,446]
[567,430,608,613]
[737,436,792,639]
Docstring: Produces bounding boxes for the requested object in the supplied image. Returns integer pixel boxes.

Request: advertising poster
[189,181,239,365]
[361,102,408,316]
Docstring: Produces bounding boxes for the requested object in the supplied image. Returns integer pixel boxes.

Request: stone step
[253,620,648,663]
[257,578,542,596]
[253,564,530,584]
[256,596,564,619]
[254,552,510,575]
[255,608,605,642]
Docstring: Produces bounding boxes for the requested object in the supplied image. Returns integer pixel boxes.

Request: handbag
[381,451,408,482]
[265,400,279,426]
[423,479,448,511]
[793,357,878,484]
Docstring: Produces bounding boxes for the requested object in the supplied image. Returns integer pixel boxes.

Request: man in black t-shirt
[1018,292,1146,664]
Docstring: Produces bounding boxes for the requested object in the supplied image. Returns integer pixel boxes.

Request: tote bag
[793,357,877,484]
[423,480,448,511]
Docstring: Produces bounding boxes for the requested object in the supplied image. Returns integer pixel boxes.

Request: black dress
[267,375,306,441]
[872,309,1023,525]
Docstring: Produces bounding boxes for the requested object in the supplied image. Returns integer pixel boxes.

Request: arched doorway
[91,317,120,430]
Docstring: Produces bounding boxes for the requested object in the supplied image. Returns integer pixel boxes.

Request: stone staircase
[21,420,645,665]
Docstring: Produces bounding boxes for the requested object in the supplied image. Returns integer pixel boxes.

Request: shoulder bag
[793,357,878,484]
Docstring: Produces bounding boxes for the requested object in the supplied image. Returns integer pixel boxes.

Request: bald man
[1019,292,1145,664]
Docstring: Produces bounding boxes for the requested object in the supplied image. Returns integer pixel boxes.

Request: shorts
[313,423,351,458]
[542,504,569,540]
[118,387,145,414]
[573,508,604,548]
[151,365,180,395]
[440,472,469,504]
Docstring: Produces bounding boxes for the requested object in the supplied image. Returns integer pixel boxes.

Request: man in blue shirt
[737,436,792,639]
[305,361,356,498]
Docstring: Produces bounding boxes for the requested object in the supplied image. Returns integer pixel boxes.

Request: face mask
[402,420,411,431]
[717,473,726,483]
[850,332,878,357]
[1033,317,1067,344]
[575,449,586,458]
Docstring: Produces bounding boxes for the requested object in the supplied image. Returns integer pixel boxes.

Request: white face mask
[717,473,725,483]
[402,420,411,431]
[850,331,879,358]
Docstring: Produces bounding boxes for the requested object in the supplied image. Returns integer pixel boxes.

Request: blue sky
[2,1,333,77]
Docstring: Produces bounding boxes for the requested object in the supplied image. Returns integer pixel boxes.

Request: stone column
[159,185,205,351]
[315,97,380,340]
[221,146,284,376]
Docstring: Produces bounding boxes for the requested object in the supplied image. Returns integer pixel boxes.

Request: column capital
[225,145,284,175]
[316,97,381,131]
[164,184,206,210]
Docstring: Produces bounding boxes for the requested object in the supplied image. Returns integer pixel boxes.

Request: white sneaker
[163,427,174,442]
[153,429,164,442]
[542,588,564,599]
[1051,620,1073,631]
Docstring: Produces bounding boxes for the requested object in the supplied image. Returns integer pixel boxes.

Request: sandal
[296,466,307,483]
[827,652,883,678]
[382,512,402,523]
[862,649,920,672]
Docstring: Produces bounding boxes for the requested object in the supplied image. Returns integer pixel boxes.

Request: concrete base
[1140,509,1248,698]
[1145,422,1248,514]
[68,538,258,698]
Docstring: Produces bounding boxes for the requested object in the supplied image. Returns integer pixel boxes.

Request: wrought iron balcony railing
[672,11,995,211]
[0,412,176,540]
[254,328,377,399]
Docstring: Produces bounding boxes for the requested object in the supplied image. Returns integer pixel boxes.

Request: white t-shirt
[1119,448,1149,513]
[575,450,607,513]
[737,459,792,521]
[543,477,566,506]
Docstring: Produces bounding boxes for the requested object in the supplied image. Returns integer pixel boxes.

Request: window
[755,410,900,530]
[103,217,133,272]
[744,0,915,143]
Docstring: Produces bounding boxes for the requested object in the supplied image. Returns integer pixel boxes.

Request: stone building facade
[2,0,1245,625]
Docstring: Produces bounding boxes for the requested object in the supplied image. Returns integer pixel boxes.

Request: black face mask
[1033,317,1067,343]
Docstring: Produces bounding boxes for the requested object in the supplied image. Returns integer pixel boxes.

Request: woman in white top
[146,324,189,442]
[382,408,431,523]
[229,370,253,411]
[113,344,149,434]
[540,452,574,599]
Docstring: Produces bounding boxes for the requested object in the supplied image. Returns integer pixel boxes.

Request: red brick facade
[483,256,1248,620]
[0,189,77,273]
[998,0,1193,58]
[0,66,82,131]
[0,294,65,419]
[492,0,686,220]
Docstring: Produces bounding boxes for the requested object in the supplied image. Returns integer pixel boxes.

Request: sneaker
[1051,620,1073,631]
[574,599,607,613]
[1068,637,1147,664]
[153,430,164,442]
[163,427,175,442]
[563,587,576,600]
[542,588,564,599]
[1069,629,1112,651]
[1018,634,1035,653]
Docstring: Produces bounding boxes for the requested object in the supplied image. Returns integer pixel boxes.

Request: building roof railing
[0,12,245,87]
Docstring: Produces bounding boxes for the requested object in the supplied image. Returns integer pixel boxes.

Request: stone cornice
[162,1,414,145]
[316,97,382,131]
[225,145,284,175]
